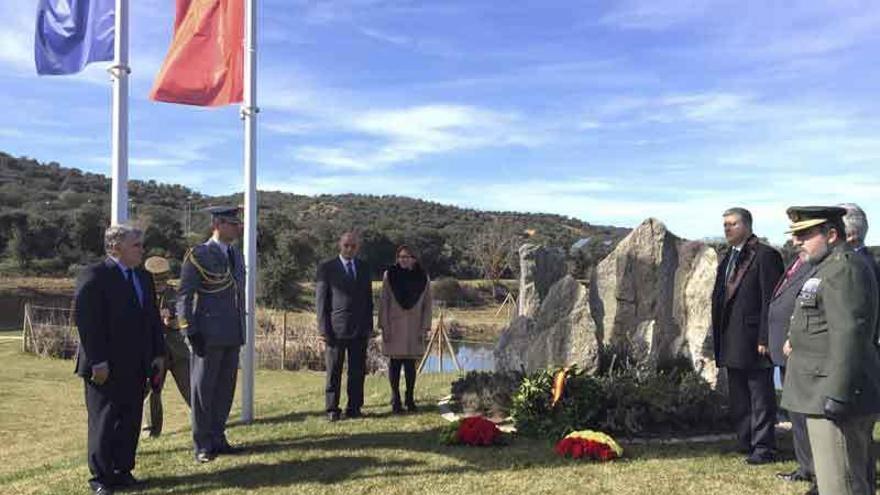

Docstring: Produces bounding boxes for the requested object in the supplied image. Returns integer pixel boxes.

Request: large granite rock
[518,243,567,317]
[590,218,718,385]
[495,218,720,387]
[496,276,599,373]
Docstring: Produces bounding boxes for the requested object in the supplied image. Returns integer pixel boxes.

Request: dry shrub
[256,309,388,374]
[25,305,78,359]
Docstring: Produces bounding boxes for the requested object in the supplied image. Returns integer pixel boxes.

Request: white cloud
[599,0,719,31]
[287,104,541,170]
[358,27,411,46]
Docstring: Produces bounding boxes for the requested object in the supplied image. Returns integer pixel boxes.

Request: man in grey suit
[839,203,879,490]
[178,206,245,462]
[316,232,374,422]
[769,251,816,493]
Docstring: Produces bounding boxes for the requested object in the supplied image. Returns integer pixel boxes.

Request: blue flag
[35,0,115,75]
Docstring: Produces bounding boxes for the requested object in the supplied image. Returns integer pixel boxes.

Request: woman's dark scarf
[387,263,428,310]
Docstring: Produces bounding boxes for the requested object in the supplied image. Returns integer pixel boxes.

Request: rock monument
[495,218,720,386]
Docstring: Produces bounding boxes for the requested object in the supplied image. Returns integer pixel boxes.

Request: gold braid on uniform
[183,248,237,294]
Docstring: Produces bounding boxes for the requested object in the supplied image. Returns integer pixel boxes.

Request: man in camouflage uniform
[142,256,191,438]
[177,207,245,463]
[781,206,880,495]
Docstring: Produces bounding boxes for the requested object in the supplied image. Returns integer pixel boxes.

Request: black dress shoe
[89,480,114,495]
[776,470,811,482]
[112,471,143,488]
[405,401,418,413]
[214,440,243,455]
[744,452,776,465]
[803,483,819,495]
[344,409,362,419]
[195,450,216,463]
[327,411,341,422]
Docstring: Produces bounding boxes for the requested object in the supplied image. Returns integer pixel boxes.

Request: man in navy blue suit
[74,225,165,495]
[316,232,374,421]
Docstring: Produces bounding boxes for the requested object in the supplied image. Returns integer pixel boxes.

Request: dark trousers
[191,346,239,453]
[780,367,815,478]
[728,367,777,456]
[84,373,146,485]
[389,358,416,405]
[144,332,192,436]
[325,337,368,414]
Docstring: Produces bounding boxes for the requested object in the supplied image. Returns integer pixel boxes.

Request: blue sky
[1,0,879,244]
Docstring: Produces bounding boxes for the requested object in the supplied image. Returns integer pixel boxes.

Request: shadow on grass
[234,407,774,464]
[140,456,427,494]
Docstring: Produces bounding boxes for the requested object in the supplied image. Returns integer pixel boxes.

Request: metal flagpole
[241,0,258,423]
[110,0,130,225]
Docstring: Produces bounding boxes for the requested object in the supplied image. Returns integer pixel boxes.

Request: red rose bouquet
[440,416,507,446]
[554,430,622,461]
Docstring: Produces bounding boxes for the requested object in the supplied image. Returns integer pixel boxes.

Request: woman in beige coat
[378,245,432,413]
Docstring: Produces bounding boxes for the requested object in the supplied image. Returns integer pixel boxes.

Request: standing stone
[681,244,720,386]
[589,218,718,384]
[496,275,599,373]
[495,219,720,388]
[518,243,567,318]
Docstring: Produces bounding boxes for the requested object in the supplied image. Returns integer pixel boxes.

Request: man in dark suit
[768,251,816,492]
[711,207,784,464]
[74,225,165,495]
[316,232,374,421]
[839,203,879,490]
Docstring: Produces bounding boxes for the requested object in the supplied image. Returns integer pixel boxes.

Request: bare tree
[468,219,521,282]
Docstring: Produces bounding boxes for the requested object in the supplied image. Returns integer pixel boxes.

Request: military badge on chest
[798,277,822,303]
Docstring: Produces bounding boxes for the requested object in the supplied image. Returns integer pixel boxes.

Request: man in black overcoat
[74,225,165,494]
[711,207,784,464]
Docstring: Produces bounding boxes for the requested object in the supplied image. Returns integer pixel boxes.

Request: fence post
[21,302,29,353]
[281,311,287,370]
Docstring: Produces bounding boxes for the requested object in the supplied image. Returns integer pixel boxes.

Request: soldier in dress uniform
[177,206,245,462]
[781,206,880,495]
[142,256,191,438]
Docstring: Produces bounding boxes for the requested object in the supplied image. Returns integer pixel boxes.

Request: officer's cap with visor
[785,206,847,234]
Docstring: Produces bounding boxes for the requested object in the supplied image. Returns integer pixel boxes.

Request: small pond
[420,340,495,373]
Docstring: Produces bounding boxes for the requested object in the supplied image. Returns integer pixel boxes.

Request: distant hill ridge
[0,151,629,283]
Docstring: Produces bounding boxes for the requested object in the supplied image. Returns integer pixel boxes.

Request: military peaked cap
[144,256,171,275]
[785,206,847,234]
[204,205,242,223]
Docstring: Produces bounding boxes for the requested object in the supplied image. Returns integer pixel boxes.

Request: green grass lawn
[0,336,816,495]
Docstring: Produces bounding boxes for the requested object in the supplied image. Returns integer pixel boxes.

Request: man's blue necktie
[125,268,142,307]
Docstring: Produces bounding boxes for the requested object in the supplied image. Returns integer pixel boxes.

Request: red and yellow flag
[150,0,243,107]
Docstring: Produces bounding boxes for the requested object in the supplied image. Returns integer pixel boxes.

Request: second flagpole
[241,0,258,423]
[110,0,130,225]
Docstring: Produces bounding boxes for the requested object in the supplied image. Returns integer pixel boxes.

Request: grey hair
[722,207,753,230]
[104,224,144,255]
[838,203,868,245]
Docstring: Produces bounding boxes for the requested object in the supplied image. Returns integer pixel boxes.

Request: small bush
[432,277,464,307]
[511,367,604,440]
[510,365,728,439]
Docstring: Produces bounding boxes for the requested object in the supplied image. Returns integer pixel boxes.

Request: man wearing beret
[781,206,880,495]
[711,207,784,464]
[142,256,191,438]
[178,206,246,462]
